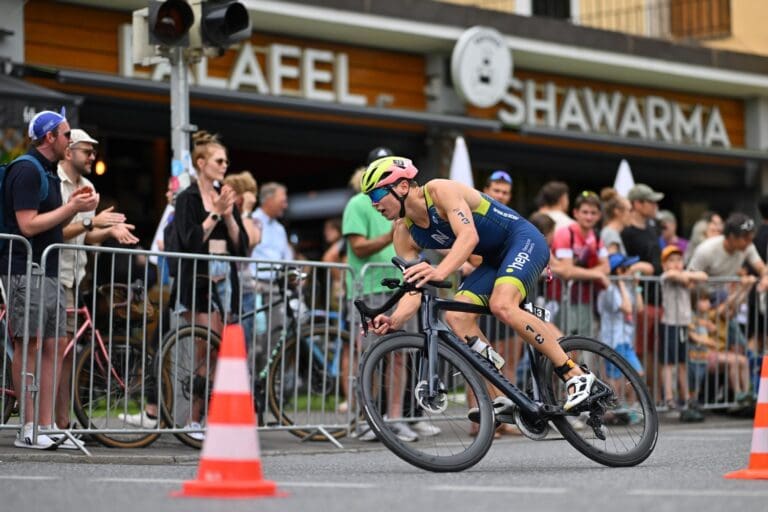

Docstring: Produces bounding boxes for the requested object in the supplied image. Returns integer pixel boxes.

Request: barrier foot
[64,430,91,456]
[299,426,344,449]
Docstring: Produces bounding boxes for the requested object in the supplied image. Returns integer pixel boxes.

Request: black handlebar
[353,256,453,335]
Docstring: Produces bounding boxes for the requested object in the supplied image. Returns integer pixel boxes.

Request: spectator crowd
[1,108,766,449]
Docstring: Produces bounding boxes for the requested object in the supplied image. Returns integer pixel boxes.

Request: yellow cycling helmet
[360,156,418,194]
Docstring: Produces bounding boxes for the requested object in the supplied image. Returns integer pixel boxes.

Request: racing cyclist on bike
[360,156,595,413]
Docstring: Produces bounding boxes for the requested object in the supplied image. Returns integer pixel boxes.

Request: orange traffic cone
[724,355,768,480]
[175,324,281,498]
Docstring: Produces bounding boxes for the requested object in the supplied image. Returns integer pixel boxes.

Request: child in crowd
[658,245,707,421]
[688,290,720,409]
[690,283,754,409]
[597,253,645,415]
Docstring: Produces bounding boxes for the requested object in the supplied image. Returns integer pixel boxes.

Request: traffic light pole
[169,46,195,186]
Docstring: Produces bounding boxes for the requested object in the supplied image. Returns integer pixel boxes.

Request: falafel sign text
[451,27,731,148]
[121,38,366,106]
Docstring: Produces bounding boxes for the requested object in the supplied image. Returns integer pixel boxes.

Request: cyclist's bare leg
[488,283,584,380]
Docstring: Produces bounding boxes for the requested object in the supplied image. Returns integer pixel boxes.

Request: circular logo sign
[450,26,512,109]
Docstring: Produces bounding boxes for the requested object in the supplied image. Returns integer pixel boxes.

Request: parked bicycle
[159,268,353,448]
[0,281,161,449]
[354,257,658,472]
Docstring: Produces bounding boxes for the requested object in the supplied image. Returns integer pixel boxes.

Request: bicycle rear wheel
[158,326,220,449]
[540,335,658,467]
[358,333,495,472]
[266,325,352,441]
[73,338,161,448]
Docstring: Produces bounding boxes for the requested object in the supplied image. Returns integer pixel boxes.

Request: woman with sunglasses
[168,130,249,440]
[360,156,596,414]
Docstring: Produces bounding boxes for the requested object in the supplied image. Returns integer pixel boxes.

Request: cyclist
[360,156,595,412]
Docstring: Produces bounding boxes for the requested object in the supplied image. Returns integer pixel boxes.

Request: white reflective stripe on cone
[758,378,768,404]
[751,427,768,454]
[212,358,251,394]
[200,424,261,460]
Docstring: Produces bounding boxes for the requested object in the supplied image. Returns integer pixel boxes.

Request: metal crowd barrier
[1,242,766,452]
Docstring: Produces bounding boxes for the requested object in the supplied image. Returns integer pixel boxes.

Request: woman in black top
[170,131,248,438]
[173,131,248,331]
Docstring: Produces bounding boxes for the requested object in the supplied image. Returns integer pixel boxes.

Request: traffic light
[148,0,194,46]
[199,1,252,50]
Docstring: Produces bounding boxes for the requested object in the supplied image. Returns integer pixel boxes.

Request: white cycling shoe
[563,371,596,411]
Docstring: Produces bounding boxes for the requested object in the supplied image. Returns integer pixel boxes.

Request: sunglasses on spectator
[489,170,512,184]
[213,158,229,166]
[580,190,598,198]
[368,186,393,204]
[739,218,755,232]
[72,148,97,158]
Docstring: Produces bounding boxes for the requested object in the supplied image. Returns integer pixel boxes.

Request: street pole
[169,46,195,190]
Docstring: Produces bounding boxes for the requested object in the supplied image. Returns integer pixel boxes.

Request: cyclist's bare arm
[404,180,479,288]
[369,222,421,335]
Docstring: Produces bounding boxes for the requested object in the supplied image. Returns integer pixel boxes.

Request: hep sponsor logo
[506,251,530,273]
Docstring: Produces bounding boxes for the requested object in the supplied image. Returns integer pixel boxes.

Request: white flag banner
[449,135,474,188]
[613,159,635,197]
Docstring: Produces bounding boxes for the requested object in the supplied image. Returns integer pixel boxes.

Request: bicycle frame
[415,287,558,419]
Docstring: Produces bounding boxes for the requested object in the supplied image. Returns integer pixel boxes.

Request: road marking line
[630,489,768,498]
[431,485,568,494]
[278,482,377,489]
[0,475,58,481]
[93,478,184,484]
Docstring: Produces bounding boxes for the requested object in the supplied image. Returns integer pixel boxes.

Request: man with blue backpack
[0,108,98,449]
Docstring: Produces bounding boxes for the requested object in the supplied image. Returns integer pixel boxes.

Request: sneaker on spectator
[354,420,378,442]
[185,422,206,441]
[388,421,418,442]
[411,420,441,437]
[680,407,705,423]
[14,423,58,450]
[41,425,86,450]
[118,411,158,428]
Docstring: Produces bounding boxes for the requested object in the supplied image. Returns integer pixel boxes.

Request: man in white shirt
[56,128,137,437]
[250,182,293,280]
[688,212,768,292]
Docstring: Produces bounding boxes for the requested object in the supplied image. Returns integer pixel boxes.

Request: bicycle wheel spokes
[159,326,219,449]
[543,336,658,467]
[267,326,352,441]
[358,334,494,472]
[73,340,159,448]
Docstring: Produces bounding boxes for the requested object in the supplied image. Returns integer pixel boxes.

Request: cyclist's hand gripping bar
[354,256,452,335]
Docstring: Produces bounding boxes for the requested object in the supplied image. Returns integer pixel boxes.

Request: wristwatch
[82,217,94,231]
[209,212,221,223]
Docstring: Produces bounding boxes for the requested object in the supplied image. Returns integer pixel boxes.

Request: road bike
[354,257,658,472]
[159,268,353,448]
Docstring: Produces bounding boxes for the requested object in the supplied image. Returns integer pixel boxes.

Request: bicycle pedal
[495,413,516,425]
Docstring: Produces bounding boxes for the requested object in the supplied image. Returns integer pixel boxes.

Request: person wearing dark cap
[596,252,645,421]
[483,170,512,206]
[367,146,393,166]
[688,212,768,292]
[658,245,707,421]
[621,182,664,382]
[1,108,99,449]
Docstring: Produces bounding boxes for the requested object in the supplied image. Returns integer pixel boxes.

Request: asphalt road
[0,420,765,512]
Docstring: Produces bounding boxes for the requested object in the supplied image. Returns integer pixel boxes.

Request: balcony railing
[578,0,731,40]
[438,0,732,41]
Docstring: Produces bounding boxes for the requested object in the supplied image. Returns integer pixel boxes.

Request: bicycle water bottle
[465,336,505,370]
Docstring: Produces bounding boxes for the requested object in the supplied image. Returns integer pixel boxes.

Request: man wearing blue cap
[483,170,512,206]
[1,108,98,449]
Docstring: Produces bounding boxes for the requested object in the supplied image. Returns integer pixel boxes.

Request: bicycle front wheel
[267,325,352,441]
[158,326,220,449]
[73,338,161,449]
[540,335,658,467]
[358,333,495,472]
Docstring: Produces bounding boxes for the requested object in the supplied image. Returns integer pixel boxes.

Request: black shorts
[658,324,688,365]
